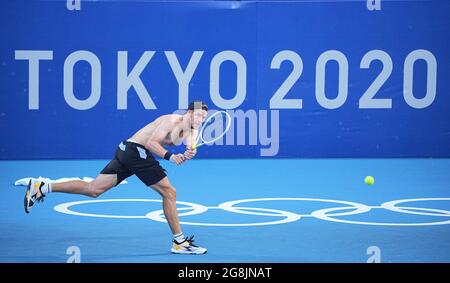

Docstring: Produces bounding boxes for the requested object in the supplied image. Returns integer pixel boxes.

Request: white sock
[40,182,52,195]
[173,232,185,244]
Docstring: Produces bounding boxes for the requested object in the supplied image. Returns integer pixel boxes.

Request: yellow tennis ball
[365,176,375,186]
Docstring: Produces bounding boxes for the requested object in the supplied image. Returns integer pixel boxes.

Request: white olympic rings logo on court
[53,197,450,227]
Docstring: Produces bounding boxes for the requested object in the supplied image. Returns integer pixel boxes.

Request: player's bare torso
[129,114,190,147]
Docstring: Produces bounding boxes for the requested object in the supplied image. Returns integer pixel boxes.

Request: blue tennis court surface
[1,158,449,263]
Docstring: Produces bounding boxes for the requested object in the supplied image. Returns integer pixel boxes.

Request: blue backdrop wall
[1,0,449,159]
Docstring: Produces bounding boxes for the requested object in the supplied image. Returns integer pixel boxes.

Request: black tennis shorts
[100,140,167,186]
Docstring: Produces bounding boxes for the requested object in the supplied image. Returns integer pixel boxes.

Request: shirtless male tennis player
[24,101,209,255]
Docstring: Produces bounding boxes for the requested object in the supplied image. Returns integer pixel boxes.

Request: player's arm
[186,127,199,149]
[183,127,198,160]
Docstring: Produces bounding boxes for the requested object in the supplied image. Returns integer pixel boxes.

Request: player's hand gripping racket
[192,111,231,150]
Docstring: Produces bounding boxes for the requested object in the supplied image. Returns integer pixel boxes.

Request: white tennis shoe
[24,179,46,214]
[171,235,207,255]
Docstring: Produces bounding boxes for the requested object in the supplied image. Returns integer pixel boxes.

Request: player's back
[129,114,181,146]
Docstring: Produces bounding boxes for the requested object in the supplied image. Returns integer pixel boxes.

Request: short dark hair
[188,101,208,111]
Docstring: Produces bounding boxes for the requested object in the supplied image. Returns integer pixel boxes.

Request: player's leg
[24,173,119,214]
[124,141,206,254]
[133,160,207,254]
[52,174,117,197]
[121,142,181,233]
[149,176,181,234]
[149,176,207,255]
[24,152,132,213]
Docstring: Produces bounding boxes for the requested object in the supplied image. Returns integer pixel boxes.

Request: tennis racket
[191,110,231,150]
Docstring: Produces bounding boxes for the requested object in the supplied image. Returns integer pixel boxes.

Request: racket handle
[192,144,202,150]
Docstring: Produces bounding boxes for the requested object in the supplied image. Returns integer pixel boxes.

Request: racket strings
[195,111,231,148]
